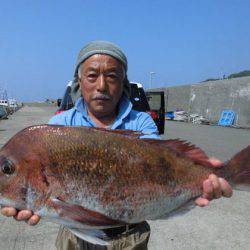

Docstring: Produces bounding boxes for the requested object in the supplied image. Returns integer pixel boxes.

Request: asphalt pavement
[0,106,249,250]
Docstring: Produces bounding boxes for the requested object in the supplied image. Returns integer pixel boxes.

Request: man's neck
[87,110,116,128]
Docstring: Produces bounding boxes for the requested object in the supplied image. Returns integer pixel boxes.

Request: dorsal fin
[143,139,215,167]
[91,127,141,138]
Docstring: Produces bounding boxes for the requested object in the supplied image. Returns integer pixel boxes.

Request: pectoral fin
[46,198,123,227]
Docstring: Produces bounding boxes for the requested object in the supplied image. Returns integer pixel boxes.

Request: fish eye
[1,160,15,175]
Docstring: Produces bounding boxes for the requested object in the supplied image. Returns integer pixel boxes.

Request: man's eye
[88,74,96,78]
[87,74,97,80]
[107,74,119,80]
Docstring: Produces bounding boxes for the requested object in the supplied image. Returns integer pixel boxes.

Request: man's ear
[77,79,84,97]
[78,78,81,90]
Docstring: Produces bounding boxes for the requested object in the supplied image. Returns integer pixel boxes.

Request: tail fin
[225,145,250,190]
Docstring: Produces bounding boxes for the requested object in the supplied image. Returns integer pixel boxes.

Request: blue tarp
[218,110,236,126]
[165,111,174,119]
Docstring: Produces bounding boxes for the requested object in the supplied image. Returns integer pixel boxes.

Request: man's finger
[202,179,214,200]
[1,207,17,217]
[208,157,223,167]
[28,214,40,226]
[195,197,210,206]
[14,210,33,221]
[219,178,233,198]
[209,174,222,199]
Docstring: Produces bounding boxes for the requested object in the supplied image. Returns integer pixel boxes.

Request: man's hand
[195,158,233,206]
[1,207,40,225]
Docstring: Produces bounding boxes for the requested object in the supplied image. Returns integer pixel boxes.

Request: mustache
[92,93,111,100]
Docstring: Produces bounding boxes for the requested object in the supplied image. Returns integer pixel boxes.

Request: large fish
[0,125,249,244]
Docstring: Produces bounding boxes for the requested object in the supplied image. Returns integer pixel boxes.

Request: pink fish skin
[0,125,249,229]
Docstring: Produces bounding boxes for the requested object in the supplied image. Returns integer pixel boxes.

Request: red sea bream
[0,125,249,244]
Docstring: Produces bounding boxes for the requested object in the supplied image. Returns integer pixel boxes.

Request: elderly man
[1,41,232,250]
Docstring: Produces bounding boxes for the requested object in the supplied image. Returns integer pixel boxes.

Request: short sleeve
[48,113,68,125]
[137,112,160,139]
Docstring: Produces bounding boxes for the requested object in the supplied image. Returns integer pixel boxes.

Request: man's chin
[92,106,112,116]
[88,100,117,117]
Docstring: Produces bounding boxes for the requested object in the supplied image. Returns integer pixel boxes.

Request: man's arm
[135,112,160,139]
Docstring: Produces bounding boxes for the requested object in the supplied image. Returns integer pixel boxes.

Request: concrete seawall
[152,76,250,127]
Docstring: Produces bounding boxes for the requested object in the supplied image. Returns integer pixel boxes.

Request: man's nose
[97,75,107,92]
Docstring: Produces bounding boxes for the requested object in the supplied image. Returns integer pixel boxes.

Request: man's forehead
[83,54,124,70]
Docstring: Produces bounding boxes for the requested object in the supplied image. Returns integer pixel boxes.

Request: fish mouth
[0,184,40,211]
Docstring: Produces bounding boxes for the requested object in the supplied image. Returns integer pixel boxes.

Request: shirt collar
[112,95,132,129]
[75,95,133,128]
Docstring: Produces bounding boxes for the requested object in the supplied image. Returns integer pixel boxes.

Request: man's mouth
[92,94,111,101]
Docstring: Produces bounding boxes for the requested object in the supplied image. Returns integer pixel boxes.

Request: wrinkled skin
[79,54,125,127]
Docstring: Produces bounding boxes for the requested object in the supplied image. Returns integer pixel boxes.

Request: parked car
[56,81,165,134]
[129,82,165,134]
[55,81,74,115]
[145,91,165,134]
[0,106,8,119]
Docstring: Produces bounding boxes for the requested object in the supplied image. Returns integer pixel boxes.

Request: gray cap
[74,40,128,78]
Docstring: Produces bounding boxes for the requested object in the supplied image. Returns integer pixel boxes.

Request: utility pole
[149,71,155,89]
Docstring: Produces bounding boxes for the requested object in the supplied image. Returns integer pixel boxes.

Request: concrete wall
[23,102,56,107]
[151,76,250,127]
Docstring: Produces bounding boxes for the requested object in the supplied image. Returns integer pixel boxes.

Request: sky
[0,0,250,101]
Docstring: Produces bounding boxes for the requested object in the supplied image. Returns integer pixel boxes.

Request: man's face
[78,54,125,118]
